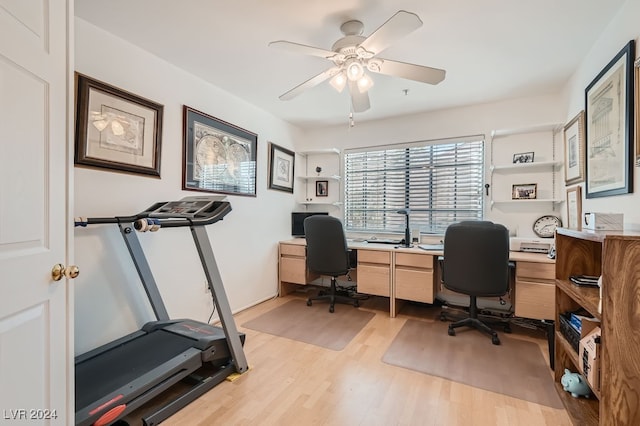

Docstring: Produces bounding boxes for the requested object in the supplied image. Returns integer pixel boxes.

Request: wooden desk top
[279,239,555,264]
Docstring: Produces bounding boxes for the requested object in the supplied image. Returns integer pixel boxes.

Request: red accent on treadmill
[93,404,126,426]
[88,394,124,415]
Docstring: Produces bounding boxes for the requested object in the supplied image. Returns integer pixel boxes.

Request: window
[344,136,484,235]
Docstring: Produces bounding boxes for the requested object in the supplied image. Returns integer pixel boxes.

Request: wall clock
[533,215,562,238]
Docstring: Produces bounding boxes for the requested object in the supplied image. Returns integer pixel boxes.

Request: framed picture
[563,111,586,185]
[267,142,295,193]
[635,56,640,167]
[74,73,163,177]
[566,186,583,230]
[585,40,635,198]
[316,180,329,197]
[512,183,537,200]
[182,106,257,196]
[513,152,534,163]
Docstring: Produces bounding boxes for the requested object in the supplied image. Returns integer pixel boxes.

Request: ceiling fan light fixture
[329,72,347,93]
[357,74,374,93]
[346,60,364,81]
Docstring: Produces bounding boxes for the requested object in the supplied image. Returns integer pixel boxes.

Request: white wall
[74,0,640,353]
[562,0,640,230]
[74,18,302,354]
[302,93,566,238]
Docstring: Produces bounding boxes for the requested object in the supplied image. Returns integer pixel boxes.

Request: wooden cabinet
[394,252,435,304]
[278,242,319,295]
[515,261,555,320]
[357,249,391,297]
[554,228,640,425]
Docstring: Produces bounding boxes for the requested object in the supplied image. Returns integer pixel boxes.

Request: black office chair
[304,215,359,313]
[441,220,510,345]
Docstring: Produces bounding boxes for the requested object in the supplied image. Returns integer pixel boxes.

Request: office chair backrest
[443,221,510,297]
[304,215,350,276]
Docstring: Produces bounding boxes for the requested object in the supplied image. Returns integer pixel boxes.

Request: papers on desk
[418,244,444,251]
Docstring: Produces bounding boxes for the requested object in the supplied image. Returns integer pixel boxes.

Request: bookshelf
[554,228,640,425]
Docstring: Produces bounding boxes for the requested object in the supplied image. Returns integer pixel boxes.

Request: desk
[278,239,555,320]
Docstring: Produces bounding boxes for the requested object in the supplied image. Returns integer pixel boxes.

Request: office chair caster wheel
[440,312,447,322]
[448,327,455,336]
[492,335,500,345]
[329,306,335,313]
[307,300,312,306]
[503,324,512,333]
[354,301,359,307]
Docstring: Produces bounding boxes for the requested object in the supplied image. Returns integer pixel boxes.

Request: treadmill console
[149,196,226,218]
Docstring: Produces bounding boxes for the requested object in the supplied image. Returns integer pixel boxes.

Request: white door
[0,1,72,424]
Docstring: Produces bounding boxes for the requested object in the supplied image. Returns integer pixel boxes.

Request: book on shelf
[569,275,600,287]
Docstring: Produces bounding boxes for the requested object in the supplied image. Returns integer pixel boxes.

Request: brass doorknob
[51,264,80,281]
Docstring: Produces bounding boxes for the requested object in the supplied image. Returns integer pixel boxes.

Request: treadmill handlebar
[75,201,232,228]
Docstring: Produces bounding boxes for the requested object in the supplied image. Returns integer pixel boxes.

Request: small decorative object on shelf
[561,369,591,398]
[512,183,537,200]
[315,166,322,175]
[513,151,534,163]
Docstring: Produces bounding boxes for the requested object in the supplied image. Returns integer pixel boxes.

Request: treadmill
[74,196,248,426]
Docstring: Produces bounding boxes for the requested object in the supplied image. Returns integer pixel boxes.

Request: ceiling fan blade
[279,67,341,101]
[348,81,370,113]
[358,10,422,55]
[372,58,446,85]
[269,40,338,60]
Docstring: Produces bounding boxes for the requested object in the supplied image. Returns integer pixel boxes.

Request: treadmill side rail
[191,226,249,374]
[76,348,202,426]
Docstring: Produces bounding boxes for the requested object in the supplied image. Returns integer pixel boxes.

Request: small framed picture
[512,183,537,200]
[513,152,535,163]
[267,142,295,193]
[316,180,328,197]
[566,186,583,230]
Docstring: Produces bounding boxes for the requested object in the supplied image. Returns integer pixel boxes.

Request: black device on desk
[291,211,328,237]
[397,208,412,248]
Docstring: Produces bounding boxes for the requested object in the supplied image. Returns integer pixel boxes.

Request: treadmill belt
[75,330,196,409]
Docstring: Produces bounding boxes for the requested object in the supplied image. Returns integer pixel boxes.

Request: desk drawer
[358,250,391,265]
[516,261,555,281]
[357,264,390,297]
[395,268,434,303]
[280,256,308,285]
[280,243,305,257]
[515,280,555,320]
[395,252,433,270]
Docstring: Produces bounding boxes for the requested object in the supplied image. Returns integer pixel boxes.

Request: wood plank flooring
[153,294,571,426]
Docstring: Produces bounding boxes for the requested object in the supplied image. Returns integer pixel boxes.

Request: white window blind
[344,136,484,235]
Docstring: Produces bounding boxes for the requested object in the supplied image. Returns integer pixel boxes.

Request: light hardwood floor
[160,294,571,426]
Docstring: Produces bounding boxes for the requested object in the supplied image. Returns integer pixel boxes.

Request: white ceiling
[75,0,626,130]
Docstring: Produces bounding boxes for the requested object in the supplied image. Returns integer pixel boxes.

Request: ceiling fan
[269,10,446,113]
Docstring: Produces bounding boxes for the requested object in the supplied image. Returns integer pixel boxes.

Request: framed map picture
[182,106,257,196]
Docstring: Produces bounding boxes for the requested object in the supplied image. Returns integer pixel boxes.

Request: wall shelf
[491,123,564,139]
[491,199,563,207]
[297,175,341,181]
[489,124,563,214]
[297,148,340,156]
[296,148,342,208]
[491,161,562,173]
[298,201,343,206]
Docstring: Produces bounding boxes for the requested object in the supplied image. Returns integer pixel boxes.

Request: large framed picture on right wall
[584,40,635,198]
